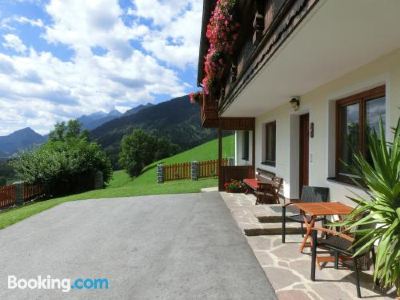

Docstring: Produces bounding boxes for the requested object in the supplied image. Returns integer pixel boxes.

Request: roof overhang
[222,0,400,117]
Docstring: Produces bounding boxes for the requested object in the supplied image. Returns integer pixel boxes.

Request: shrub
[11,121,112,196]
[339,119,400,296]
[0,160,15,186]
[119,130,178,177]
[224,179,245,193]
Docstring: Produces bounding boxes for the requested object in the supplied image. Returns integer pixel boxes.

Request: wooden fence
[163,159,229,182]
[0,183,45,209]
[23,184,45,202]
[0,185,16,209]
[198,159,229,178]
[163,162,191,181]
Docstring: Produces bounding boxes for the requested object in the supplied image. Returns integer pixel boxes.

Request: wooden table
[292,202,353,253]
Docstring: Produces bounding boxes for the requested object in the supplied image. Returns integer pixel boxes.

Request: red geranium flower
[200,0,240,95]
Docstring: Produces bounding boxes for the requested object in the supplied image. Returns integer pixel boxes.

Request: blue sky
[0,0,202,135]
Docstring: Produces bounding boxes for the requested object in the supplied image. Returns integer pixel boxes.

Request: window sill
[261,162,276,167]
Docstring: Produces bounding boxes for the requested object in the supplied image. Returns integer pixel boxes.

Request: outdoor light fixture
[289,97,300,111]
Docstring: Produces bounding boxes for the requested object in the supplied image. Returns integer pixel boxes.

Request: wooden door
[299,114,310,193]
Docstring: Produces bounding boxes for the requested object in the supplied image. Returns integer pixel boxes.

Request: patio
[220,192,396,300]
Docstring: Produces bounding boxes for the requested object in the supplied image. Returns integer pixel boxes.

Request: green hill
[0,135,234,229]
[154,134,234,164]
[91,95,220,166]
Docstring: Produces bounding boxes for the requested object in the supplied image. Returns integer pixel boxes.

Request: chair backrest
[272,176,283,193]
[258,176,283,196]
[256,168,275,182]
[300,186,329,203]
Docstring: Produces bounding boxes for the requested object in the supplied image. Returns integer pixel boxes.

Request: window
[263,121,276,166]
[242,131,249,160]
[336,86,385,183]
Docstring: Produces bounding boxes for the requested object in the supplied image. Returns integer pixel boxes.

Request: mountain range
[0,104,152,156]
[0,97,216,163]
[0,128,46,157]
[0,107,126,156]
[91,95,216,165]
[77,109,123,131]
[123,103,153,116]
[75,103,153,130]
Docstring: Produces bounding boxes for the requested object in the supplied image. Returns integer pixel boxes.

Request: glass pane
[365,97,385,163]
[264,122,276,164]
[339,103,359,174]
[366,97,385,135]
[242,131,249,160]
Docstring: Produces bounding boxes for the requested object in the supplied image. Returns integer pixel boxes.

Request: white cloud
[132,0,189,26]
[0,0,202,135]
[0,16,44,31]
[14,16,44,28]
[2,34,27,54]
[0,46,186,135]
[131,1,202,68]
[44,0,148,59]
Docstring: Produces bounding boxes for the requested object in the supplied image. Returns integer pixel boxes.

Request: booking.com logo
[8,275,109,293]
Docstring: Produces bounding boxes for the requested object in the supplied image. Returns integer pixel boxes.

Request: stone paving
[219,192,396,300]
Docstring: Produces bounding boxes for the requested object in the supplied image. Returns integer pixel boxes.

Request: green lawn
[0,135,234,229]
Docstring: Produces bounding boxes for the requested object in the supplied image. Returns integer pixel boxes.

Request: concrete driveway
[0,192,276,300]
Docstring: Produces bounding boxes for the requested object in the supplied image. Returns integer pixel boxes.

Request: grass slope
[0,136,234,229]
[91,96,219,166]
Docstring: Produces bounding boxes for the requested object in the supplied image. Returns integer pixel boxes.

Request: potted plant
[224,179,245,193]
[339,119,400,297]
[201,0,240,96]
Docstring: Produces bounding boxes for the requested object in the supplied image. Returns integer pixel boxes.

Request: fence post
[191,161,199,181]
[15,182,24,206]
[157,164,164,183]
[94,171,104,189]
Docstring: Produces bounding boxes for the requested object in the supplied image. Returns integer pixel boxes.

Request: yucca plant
[339,118,400,296]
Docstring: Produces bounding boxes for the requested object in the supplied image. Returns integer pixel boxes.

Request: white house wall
[253,48,400,205]
[235,130,253,166]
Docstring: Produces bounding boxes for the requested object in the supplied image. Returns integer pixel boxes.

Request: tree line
[7,120,178,196]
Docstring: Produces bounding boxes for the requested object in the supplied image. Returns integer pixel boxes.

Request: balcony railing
[220,0,318,113]
[198,0,319,121]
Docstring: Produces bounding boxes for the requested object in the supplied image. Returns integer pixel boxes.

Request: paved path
[220,192,395,300]
[0,192,276,300]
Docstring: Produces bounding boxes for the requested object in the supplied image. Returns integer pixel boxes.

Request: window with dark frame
[262,121,276,166]
[336,85,386,184]
[242,131,249,161]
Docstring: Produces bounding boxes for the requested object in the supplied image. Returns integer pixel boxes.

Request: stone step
[245,227,304,236]
[256,215,282,223]
[256,215,304,223]
[243,222,305,236]
[254,206,299,223]
[201,187,218,193]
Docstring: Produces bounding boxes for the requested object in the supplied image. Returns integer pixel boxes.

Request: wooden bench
[243,178,260,191]
[243,169,283,204]
[243,169,273,191]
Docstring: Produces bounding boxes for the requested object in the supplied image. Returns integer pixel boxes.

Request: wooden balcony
[198,0,319,115]
[201,93,219,128]
[223,0,319,113]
